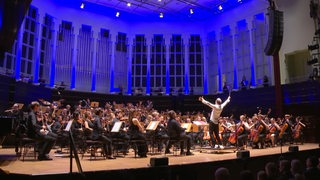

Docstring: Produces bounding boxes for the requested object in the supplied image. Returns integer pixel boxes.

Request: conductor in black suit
[165,110,193,156]
[27,101,57,160]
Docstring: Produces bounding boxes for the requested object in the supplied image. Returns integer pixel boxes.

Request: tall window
[114,32,128,92]
[39,14,54,83]
[169,35,184,89]
[150,35,166,90]
[21,6,38,78]
[189,35,203,88]
[132,35,147,90]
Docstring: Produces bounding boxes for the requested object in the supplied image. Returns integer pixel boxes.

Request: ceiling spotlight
[218,5,223,11]
[238,0,242,3]
[159,12,163,18]
[116,12,120,17]
[158,0,162,2]
[189,8,194,14]
[80,2,85,9]
[127,2,131,7]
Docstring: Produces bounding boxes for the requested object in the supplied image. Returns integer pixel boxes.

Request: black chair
[18,136,38,161]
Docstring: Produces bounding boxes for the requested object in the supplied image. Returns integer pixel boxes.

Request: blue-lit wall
[2,0,313,96]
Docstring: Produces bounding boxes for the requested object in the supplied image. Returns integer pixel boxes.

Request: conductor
[199,96,231,149]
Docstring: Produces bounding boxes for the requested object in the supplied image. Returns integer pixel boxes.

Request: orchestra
[6,97,307,161]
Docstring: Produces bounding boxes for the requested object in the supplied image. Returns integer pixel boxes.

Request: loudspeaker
[288,145,299,152]
[264,9,284,56]
[236,150,250,159]
[150,157,168,167]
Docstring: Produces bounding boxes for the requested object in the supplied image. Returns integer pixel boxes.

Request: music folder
[146,121,160,131]
[111,121,123,132]
[90,101,99,107]
[181,123,192,132]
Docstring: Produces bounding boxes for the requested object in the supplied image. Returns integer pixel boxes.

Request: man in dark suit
[27,101,57,160]
[165,110,193,156]
[91,108,115,159]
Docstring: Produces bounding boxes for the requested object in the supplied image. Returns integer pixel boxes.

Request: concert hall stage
[0,143,319,180]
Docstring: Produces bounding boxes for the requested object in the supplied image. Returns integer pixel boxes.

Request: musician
[154,115,169,152]
[220,117,234,147]
[91,108,115,159]
[267,117,281,147]
[279,114,294,144]
[127,110,148,158]
[165,110,193,156]
[26,101,57,160]
[109,112,130,154]
[235,115,251,150]
[6,103,23,155]
[292,116,305,142]
[252,114,269,149]
[199,96,231,149]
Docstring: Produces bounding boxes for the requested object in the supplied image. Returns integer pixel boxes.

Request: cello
[228,123,244,144]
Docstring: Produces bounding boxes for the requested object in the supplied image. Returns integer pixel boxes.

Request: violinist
[127,109,148,158]
[91,108,115,159]
[27,101,57,160]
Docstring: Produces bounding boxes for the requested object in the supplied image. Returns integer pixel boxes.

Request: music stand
[64,120,83,176]
[16,103,24,110]
[146,121,160,154]
[146,121,160,131]
[111,121,123,133]
[181,123,192,133]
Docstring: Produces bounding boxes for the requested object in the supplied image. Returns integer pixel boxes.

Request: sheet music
[64,120,73,132]
[146,121,159,131]
[111,121,123,132]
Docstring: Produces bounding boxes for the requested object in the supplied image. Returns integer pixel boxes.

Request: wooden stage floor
[0,143,319,176]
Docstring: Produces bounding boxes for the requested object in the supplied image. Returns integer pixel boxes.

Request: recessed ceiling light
[189,8,194,14]
[159,12,163,18]
[218,5,223,11]
[127,2,131,7]
[116,11,120,17]
[80,2,85,9]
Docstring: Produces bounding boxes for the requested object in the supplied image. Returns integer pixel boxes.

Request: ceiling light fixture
[218,5,223,11]
[158,0,162,2]
[238,0,242,3]
[189,8,194,14]
[116,11,120,17]
[80,2,85,9]
[159,12,163,18]
[127,2,131,7]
